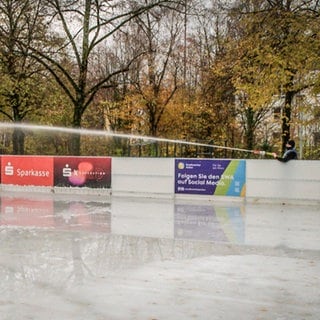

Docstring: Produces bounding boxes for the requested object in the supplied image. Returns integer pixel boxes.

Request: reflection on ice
[0,192,245,244]
[174,203,245,243]
[0,193,247,289]
[0,192,319,320]
[1,192,319,281]
[0,193,111,232]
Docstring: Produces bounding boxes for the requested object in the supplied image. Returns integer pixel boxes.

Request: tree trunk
[281,91,294,154]
[12,128,25,155]
[69,133,81,156]
[70,106,82,155]
[245,107,255,152]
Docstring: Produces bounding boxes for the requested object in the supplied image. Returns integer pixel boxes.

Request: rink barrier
[0,156,319,204]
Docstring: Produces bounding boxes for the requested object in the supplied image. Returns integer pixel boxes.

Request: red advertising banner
[1,156,54,186]
[54,156,111,188]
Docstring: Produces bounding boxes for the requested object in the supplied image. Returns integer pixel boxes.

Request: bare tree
[126,5,185,137]
[26,0,184,155]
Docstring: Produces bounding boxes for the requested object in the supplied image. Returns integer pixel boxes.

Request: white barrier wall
[112,158,320,203]
[112,157,174,198]
[246,160,320,203]
[1,156,319,203]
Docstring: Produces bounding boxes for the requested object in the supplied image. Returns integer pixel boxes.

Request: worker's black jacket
[276,148,298,162]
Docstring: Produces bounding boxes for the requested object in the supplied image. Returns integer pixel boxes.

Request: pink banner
[54,156,111,188]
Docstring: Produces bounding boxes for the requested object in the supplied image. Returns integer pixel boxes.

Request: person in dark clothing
[273,139,298,162]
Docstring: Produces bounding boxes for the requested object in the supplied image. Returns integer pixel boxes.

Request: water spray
[0,122,274,157]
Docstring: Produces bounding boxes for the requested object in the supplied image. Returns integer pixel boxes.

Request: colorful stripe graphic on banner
[214,159,246,196]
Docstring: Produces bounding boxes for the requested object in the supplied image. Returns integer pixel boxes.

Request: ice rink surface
[0,191,319,320]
